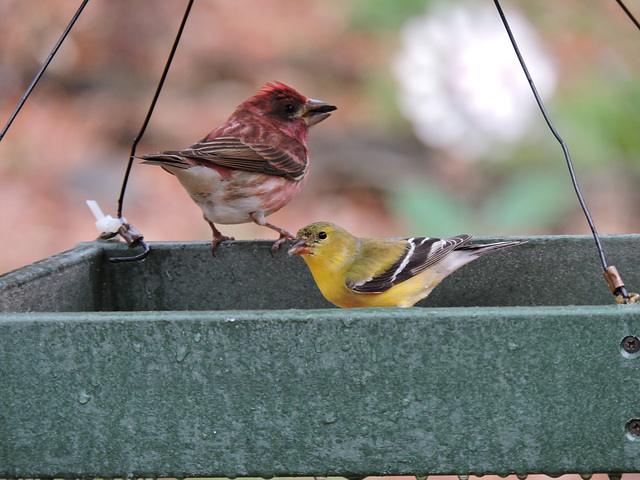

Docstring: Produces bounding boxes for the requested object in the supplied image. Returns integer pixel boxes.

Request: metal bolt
[621,335,640,355]
[626,419,640,437]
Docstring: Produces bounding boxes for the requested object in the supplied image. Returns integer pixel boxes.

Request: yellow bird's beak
[287,237,314,256]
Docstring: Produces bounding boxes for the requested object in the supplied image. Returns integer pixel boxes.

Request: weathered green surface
[1,236,640,476]
[1,235,640,311]
[0,243,102,312]
[1,307,639,477]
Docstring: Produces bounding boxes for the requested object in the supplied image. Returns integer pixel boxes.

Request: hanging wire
[492,0,633,301]
[117,0,195,219]
[615,0,640,30]
[106,0,195,263]
[0,0,90,143]
[492,0,607,269]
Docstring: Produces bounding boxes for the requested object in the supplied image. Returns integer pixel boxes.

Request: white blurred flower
[392,1,556,161]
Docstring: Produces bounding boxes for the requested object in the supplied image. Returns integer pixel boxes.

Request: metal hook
[87,200,150,263]
[108,223,150,263]
[605,266,640,304]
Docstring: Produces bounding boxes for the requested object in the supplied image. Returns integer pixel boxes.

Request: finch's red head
[234,82,336,143]
[255,81,308,105]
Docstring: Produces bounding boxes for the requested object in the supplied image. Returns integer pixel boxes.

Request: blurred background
[0,0,639,275]
[1,3,640,479]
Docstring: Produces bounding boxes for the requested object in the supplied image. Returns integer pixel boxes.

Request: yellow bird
[287,221,522,308]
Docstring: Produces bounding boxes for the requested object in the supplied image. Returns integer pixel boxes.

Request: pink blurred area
[0,0,401,274]
[1,0,639,274]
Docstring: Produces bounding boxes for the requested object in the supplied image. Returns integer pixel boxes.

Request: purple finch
[140,82,336,254]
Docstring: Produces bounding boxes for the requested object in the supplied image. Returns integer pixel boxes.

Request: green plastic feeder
[1,235,639,478]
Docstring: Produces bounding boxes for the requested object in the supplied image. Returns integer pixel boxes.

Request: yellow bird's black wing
[346,234,472,293]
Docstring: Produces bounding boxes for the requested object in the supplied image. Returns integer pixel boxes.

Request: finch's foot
[211,234,235,256]
[270,232,294,256]
[250,211,294,257]
[206,218,234,256]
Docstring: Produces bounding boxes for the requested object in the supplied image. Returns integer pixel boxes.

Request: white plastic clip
[86,200,126,234]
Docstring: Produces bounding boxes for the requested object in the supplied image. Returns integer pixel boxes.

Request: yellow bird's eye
[318,231,327,240]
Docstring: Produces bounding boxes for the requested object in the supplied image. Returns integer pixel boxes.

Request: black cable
[116,0,195,219]
[109,239,149,263]
[615,0,640,30]
[492,0,610,273]
[0,0,90,143]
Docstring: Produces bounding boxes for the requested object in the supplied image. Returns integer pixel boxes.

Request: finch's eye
[283,103,296,114]
[318,231,327,240]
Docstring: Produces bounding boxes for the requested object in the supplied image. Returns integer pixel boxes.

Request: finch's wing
[346,235,472,293]
[176,136,307,180]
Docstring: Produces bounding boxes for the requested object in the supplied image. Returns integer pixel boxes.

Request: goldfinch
[287,221,522,308]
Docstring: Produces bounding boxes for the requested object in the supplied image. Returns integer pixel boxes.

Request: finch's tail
[138,152,192,170]
[455,240,524,257]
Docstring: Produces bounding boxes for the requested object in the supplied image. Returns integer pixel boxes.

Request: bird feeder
[1,235,639,478]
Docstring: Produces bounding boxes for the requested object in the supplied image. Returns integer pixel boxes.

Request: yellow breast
[304,256,443,308]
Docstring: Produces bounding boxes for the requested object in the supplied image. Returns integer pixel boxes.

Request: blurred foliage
[385,1,640,237]
[349,0,436,32]
[482,169,573,232]
[389,182,475,237]
[360,69,408,130]
[558,79,640,168]
[390,165,573,237]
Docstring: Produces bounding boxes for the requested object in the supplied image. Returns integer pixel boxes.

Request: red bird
[140,82,336,254]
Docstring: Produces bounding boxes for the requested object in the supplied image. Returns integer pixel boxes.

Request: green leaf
[349,0,437,32]
[388,182,476,236]
[483,170,573,232]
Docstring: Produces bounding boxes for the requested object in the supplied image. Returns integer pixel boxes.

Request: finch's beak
[302,98,337,127]
[287,237,313,256]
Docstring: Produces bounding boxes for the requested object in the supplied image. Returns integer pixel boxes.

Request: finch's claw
[270,233,292,256]
[249,212,295,257]
[206,218,235,256]
[211,234,235,256]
